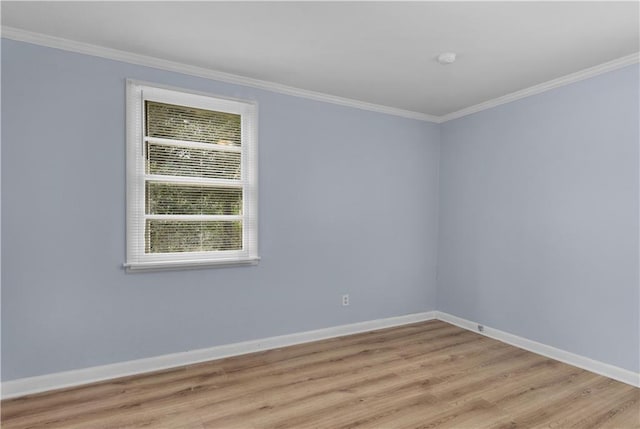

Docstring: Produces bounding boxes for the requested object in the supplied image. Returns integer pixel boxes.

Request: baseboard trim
[4,310,637,399]
[435,311,640,388]
[1,311,436,399]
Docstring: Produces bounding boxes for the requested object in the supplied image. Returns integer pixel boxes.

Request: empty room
[1,1,639,428]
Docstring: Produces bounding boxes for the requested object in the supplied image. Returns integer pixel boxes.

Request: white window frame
[124,80,259,271]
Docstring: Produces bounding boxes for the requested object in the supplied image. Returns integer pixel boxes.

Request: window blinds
[125,82,258,270]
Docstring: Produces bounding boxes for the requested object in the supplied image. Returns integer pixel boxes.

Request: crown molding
[1,26,440,123]
[439,52,640,122]
[2,26,638,125]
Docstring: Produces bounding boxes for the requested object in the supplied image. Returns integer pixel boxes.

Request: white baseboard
[1,311,436,399]
[435,311,640,388]
[4,310,637,399]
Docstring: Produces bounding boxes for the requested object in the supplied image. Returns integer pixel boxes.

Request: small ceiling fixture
[437,52,457,65]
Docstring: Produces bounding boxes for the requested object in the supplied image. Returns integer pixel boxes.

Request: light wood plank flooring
[2,320,638,428]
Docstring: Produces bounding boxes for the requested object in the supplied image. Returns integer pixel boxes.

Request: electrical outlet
[342,294,350,306]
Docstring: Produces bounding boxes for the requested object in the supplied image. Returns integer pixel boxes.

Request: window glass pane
[146,143,241,180]
[146,183,242,215]
[146,220,242,253]
[146,101,241,146]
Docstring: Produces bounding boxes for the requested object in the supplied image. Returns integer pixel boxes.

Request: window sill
[123,257,260,272]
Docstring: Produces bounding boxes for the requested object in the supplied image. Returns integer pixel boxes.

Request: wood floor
[2,320,638,428]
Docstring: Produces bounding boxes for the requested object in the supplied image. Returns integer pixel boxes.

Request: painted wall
[2,37,638,382]
[1,39,441,381]
[438,64,639,372]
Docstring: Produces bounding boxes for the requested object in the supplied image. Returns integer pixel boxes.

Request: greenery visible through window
[146,101,241,146]
[144,101,243,253]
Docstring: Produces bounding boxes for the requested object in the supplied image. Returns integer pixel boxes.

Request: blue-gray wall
[1,39,441,381]
[2,38,638,382]
[438,64,640,372]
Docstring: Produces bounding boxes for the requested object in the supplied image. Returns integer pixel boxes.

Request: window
[125,81,258,271]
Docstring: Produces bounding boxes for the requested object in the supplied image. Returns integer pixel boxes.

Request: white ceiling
[2,1,639,117]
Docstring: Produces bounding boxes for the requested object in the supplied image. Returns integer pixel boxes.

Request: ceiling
[2,1,639,117]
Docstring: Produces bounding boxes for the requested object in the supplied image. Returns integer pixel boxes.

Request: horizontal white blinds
[146,101,242,146]
[146,142,241,180]
[145,220,243,253]
[126,82,258,269]
[143,100,244,255]
[145,183,242,216]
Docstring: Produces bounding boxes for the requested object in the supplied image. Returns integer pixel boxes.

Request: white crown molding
[439,52,640,122]
[1,27,638,124]
[1,311,436,399]
[0,26,439,123]
[436,311,640,388]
